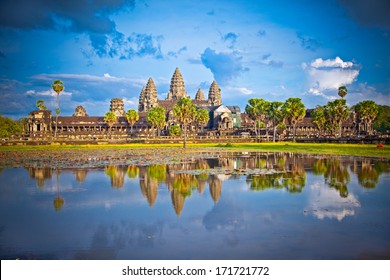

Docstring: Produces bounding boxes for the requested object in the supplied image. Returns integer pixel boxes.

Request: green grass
[0,142,389,158]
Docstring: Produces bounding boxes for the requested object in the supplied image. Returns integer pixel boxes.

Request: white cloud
[226,86,253,95]
[25,89,72,97]
[303,57,360,99]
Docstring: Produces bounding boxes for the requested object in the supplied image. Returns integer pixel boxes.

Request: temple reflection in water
[25,152,389,217]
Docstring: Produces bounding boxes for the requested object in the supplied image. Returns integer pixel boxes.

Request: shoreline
[0,143,389,168]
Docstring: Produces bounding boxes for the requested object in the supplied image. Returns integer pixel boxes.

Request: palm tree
[267,101,284,142]
[354,100,379,135]
[245,98,270,140]
[195,108,209,133]
[173,97,197,148]
[125,109,139,136]
[324,99,350,138]
[104,111,117,136]
[338,86,348,99]
[146,106,166,137]
[36,99,47,110]
[281,98,306,141]
[311,105,326,136]
[51,80,64,138]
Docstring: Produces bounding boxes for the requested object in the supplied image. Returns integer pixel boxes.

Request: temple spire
[208,80,222,106]
[166,67,188,100]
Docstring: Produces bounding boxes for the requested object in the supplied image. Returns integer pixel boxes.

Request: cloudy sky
[0,0,389,119]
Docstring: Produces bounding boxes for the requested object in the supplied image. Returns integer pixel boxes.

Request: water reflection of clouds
[304,181,360,221]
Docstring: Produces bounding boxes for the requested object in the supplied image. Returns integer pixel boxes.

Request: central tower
[166,67,188,100]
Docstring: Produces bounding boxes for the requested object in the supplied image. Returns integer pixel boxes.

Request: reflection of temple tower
[140,178,158,206]
[74,169,88,182]
[28,167,53,188]
[171,189,185,216]
[166,67,188,100]
[208,175,222,203]
[105,166,127,188]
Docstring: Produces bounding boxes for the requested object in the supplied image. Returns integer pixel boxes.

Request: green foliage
[324,99,349,137]
[173,97,197,148]
[0,115,22,138]
[146,106,166,136]
[338,86,348,99]
[125,109,139,126]
[36,99,47,110]
[311,106,326,134]
[104,111,117,129]
[354,100,379,134]
[281,97,306,140]
[373,105,390,132]
[195,108,210,128]
[51,80,65,95]
[169,124,181,137]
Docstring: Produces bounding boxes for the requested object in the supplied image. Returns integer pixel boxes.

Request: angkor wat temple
[27,67,359,140]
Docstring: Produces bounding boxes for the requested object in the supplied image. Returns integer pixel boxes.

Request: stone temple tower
[138,77,158,112]
[208,80,222,106]
[166,67,188,100]
[195,88,205,101]
[110,98,125,117]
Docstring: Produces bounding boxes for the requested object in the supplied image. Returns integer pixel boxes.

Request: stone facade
[110,98,125,117]
[138,78,158,112]
[195,88,205,101]
[166,67,188,100]
[208,80,222,106]
[72,105,88,117]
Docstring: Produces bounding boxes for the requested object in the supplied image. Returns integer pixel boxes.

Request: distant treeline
[0,115,24,138]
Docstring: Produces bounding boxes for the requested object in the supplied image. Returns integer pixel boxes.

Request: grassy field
[0,142,389,158]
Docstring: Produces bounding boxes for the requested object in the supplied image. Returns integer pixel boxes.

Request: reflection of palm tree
[147,164,166,182]
[104,166,126,188]
[53,169,64,211]
[169,173,199,216]
[356,159,379,189]
[127,165,139,179]
[316,158,350,197]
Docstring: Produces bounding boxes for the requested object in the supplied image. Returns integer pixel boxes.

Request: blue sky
[0,0,389,119]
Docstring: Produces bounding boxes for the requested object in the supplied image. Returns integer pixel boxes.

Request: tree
[51,80,64,138]
[324,99,350,138]
[195,108,209,133]
[173,97,197,148]
[36,99,47,110]
[146,106,166,137]
[354,100,379,135]
[373,105,390,133]
[267,101,284,142]
[104,111,117,135]
[125,109,139,135]
[281,98,306,141]
[311,106,326,136]
[245,98,270,140]
[338,86,348,99]
[169,124,181,137]
[0,115,22,138]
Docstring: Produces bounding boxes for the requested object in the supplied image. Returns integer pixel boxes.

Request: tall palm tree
[281,97,306,141]
[311,105,326,136]
[267,101,284,142]
[324,99,350,138]
[173,97,197,148]
[354,100,379,135]
[245,98,270,140]
[51,80,64,138]
[195,108,209,133]
[338,86,348,99]
[125,109,139,136]
[36,99,47,110]
[104,111,117,136]
[146,106,166,137]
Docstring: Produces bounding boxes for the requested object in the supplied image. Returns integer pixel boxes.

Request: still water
[0,152,389,260]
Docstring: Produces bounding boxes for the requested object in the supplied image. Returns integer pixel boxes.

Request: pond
[0,152,389,260]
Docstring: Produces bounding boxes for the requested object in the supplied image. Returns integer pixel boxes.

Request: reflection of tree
[28,167,53,188]
[74,169,88,182]
[208,175,222,203]
[312,158,350,197]
[126,165,139,179]
[53,169,64,211]
[104,166,127,188]
[354,159,388,189]
[147,164,166,182]
[248,173,283,191]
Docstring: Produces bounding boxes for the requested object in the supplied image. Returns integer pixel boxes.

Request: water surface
[0,152,389,259]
